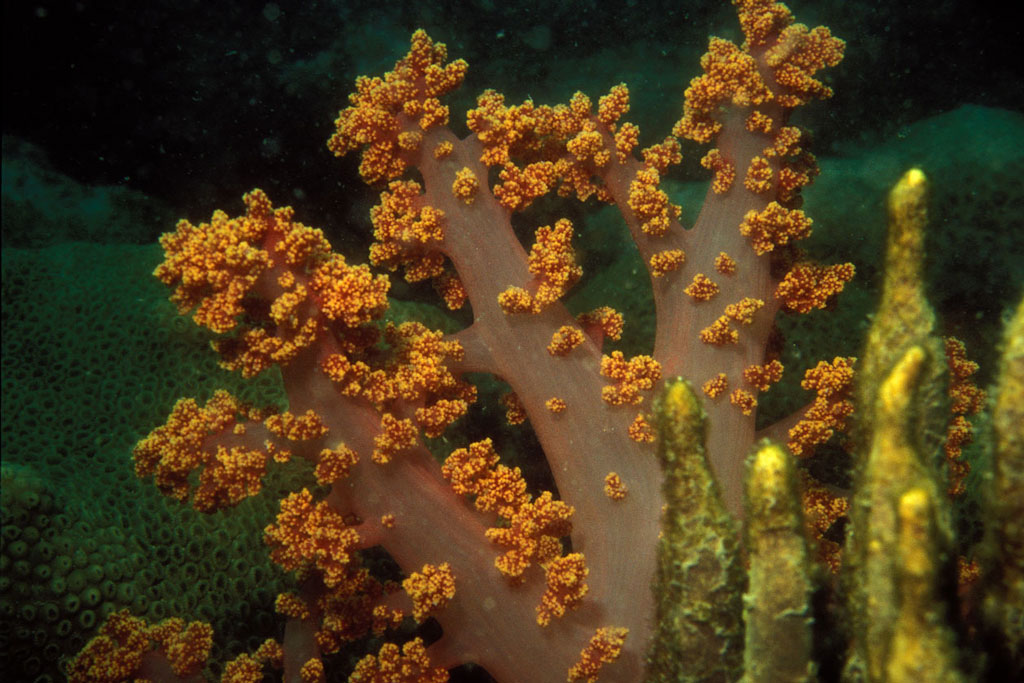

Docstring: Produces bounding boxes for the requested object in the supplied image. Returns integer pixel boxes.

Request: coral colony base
[63,0,1021,681]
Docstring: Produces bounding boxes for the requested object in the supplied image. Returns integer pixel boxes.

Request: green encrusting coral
[0,244,292,682]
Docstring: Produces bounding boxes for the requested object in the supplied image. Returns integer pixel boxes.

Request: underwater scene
[2,0,1023,681]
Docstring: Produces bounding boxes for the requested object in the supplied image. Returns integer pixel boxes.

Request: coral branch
[75,1,1013,681]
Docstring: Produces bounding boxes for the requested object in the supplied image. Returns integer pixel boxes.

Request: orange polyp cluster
[67,610,213,683]
[487,491,574,581]
[493,160,558,211]
[316,569,404,651]
[736,0,792,46]
[700,148,737,194]
[649,248,687,277]
[441,438,502,497]
[546,397,568,413]
[700,317,739,346]
[528,218,582,306]
[222,639,284,683]
[706,0,845,113]
[702,373,730,399]
[418,398,473,438]
[578,306,625,344]
[441,439,577,595]
[628,413,656,443]
[603,472,628,501]
[265,488,362,588]
[699,297,764,347]
[322,353,372,396]
[466,90,544,167]
[714,251,737,275]
[600,351,663,406]
[787,356,856,456]
[155,192,274,334]
[548,324,586,356]
[275,592,312,621]
[744,155,774,193]
[467,81,641,211]
[433,271,468,310]
[684,272,720,301]
[133,390,270,511]
[320,319,474,448]
[67,610,151,682]
[156,189,392,380]
[372,413,419,464]
[761,124,802,158]
[738,201,812,255]
[745,109,774,134]
[350,638,448,683]
[328,29,468,184]
[370,179,447,283]
[193,445,270,513]
[451,166,479,204]
[299,658,325,683]
[628,166,681,236]
[614,122,641,162]
[763,23,845,106]
[402,563,457,622]
[309,255,390,327]
[641,138,684,173]
[943,337,986,496]
[567,127,610,166]
[800,475,850,573]
[743,359,784,391]
[466,87,612,203]
[775,261,855,313]
[162,621,215,676]
[725,296,764,323]
[730,388,758,415]
[385,322,475,432]
[674,37,770,144]
[568,627,630,682]
[498,218,581,314]
[265,409,329,441]
[597,83,630,125]
[315,444,360,485]
[537,553,590,626]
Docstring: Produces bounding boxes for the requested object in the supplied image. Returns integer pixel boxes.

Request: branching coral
[65,1,1022,682]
